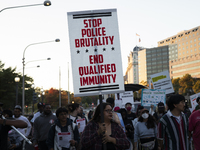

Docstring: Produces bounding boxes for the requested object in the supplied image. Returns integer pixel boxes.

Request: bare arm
[0,119,27,128]
[157,139,163,150]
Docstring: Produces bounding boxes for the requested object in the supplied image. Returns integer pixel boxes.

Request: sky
[0,0,200,93]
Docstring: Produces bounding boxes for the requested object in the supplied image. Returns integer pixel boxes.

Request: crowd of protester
[0,94,200,150]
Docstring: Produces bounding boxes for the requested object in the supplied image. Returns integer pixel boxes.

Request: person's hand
[97,123,106,135]
[69,140,77,146]
[102,133,112,144]
[9,144,16,149]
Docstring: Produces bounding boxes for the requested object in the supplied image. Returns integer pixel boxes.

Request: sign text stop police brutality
[79,54,116,86]
[75,18,114,47]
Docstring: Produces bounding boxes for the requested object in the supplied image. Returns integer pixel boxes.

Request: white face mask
[142,113,149,119]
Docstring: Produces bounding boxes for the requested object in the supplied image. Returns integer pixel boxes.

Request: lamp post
[22,39,60,114]
[14,77,20,105]
[0,1,51,13]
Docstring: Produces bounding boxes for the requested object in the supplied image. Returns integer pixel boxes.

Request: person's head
[167,94,185,112]
[157,102,165,113]
[14,105,22,118]
[118,108,127,120]
[37,102,44,113]
[125,102,132,112]
[196,97,200,106]
[2,109,13,118]
[106,97,115,109]
[67,103,80,115]
[139,108,156,129]
[56,107,68,122]
[114,106,120,112]
[44,104,52,115]
[136,105,144,117]
[91,103,112,123]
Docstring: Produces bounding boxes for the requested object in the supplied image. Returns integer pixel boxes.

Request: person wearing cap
[13,105,32,138]
[189,97,200,150]
[157,94,189,150]
[152,102,166,124]
[30,102,44,123]
[0,110,27,150]
[134,108,157,150]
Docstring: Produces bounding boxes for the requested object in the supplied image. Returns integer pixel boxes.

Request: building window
[179,49,181,51]
[190,40,192,43]
[194,44,196,47]
[183,52,185,54]
[191,50,193,52]
[198,38,200,40]
[182,43,184,45]
[190,45,192,48]
[194,39,196,42]
[183,47,185,50]
[186,42,188,44]
[179,53,181,55]
[187,51,189,53]
[195,49,197,51]
[186,46,188,49]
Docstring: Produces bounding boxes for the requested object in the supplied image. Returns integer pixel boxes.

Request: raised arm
[0,118,27,128]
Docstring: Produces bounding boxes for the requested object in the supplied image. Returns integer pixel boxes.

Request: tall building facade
[125,46,143,84]
[138,46,169,83]
[158,26,200,79]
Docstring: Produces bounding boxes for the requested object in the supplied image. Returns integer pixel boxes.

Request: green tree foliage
[172,77,180,94]
[0,61,34,109]
[179,74,194,95]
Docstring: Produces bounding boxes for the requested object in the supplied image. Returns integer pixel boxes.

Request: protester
[183,101,191,118]
[132,105,144,128]
[157,94,189,150]
[13,105,32,138]
[4,110,23,150]
[67,103,81,123]
[78,106,87,125]
[189,97,200,150]
[151,102,166,124]
[134,108,157,150]
[0,111,27,150]
[33,104,57,150]
[125,102,136,124]
[46,107,80,150]
[81,102,130,150]
[118,108,134,150]
[31,102,44,123]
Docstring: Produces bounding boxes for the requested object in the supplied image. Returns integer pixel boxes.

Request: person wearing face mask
[134,108,157,150]
[125,103,136,125]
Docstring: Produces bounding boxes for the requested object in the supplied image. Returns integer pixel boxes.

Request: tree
[179,74,194,95]
[193,80,200,93]
[172,77,180,94]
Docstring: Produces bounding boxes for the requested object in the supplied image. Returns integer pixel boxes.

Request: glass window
[198,38,200,40]
[186,42,188,44]
[186,46,188,49]
[190,45,192,48]
[183,47,185,50]
[195,49,197,51]
[191,50,192,52]
[179,53,181,55]
[187,51,188,53]
[183,52,185,54]
[182,38,184,40]
[186,37,187,39]
[199,42,200,45]
[179,49,181,51]
[194,44,196,47]
[194,39,196,42]
[182,43,184,45]
[190,40,192,43]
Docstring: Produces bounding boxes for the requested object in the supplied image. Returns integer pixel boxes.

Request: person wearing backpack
[46,107,80,150]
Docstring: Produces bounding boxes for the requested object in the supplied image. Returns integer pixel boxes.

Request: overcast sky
[0,0,199,93]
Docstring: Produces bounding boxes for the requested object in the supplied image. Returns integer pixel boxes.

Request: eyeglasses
[104,109,113,113]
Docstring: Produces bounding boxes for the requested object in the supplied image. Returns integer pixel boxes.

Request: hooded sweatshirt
[33,112,57,142]
[46,118,80,150]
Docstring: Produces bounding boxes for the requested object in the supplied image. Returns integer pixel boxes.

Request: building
[125,46,143,84]
[138,46,169,83]
[158,26,200,79]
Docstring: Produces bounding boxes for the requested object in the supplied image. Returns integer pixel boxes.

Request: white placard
[76,118,86,133]
[190,93,200,112]
[141,89,166,106]
[57,132,71,148]
[150,70,174,94]
[67,9,124,97]
[115,100,122,108]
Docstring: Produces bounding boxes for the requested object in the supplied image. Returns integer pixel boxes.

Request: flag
[139,38,141,42]
[136,33,140,36]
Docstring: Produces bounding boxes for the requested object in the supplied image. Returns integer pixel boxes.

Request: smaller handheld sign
[141,89,166,107]
[76,118,86,133]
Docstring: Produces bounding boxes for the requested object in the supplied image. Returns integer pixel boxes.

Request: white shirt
[31,111,42,123]
[13,115,32,137]
[167,110,183,124]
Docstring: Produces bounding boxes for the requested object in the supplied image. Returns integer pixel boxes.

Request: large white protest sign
[67,9,124,97]
[190,93,200,112]
[141,89,166,106]
[150,70,174,94]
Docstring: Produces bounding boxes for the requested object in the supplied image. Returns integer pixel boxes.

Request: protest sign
[150,70,174,94]
[76,118,86,133]
[190,93,200,112]
[67,9,124,97]
[141,89,166,106]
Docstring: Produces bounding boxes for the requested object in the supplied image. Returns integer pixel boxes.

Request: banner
[141,89,166,106]
[114,91,134,108]
[190,93,200,112]
[67,9,124,97]
[150,70,174,94]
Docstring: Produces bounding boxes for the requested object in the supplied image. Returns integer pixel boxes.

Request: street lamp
[22,39,60,114]
[0,1,51,13]
[14,77,20,105]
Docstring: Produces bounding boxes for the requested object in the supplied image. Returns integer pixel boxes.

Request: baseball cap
[15,105,22,110]
[37,102,44,108]
[157,102,165,110]
[141,108,149,114]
